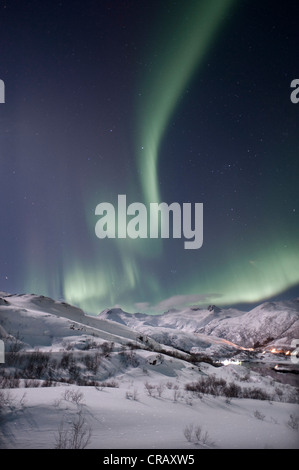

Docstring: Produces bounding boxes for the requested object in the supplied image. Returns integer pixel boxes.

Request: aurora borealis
[0,1,298,314]
[136,0,236,205]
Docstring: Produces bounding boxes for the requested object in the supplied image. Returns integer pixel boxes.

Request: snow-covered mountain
[98,300,299,350]
[0,293,149,351]
[197,301,299,349]
[0,294,240,359]
[1,292,299,450]
[1,293,298,356]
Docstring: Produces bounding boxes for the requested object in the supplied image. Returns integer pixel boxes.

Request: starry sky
[0,0,298,314]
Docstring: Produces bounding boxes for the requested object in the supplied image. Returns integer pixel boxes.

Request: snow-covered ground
[1,381,299,449]
[0,293,298,449]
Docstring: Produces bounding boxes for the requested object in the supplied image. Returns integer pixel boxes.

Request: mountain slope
[0,294,145,350]
[1,294,298,356]
[0,294,243,359]
[1,293,298,451]
[197,301,299,349]
[98,300,299,350]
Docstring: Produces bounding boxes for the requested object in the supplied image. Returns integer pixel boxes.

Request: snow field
[1,373,298,449]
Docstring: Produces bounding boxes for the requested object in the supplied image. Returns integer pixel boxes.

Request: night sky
[1,0,298,314]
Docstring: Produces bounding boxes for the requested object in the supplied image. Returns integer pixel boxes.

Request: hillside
[98,300,299,351]
[0,293,298,450]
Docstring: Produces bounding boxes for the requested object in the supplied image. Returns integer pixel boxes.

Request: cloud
[136,293,223,314]
[134,302,150,311]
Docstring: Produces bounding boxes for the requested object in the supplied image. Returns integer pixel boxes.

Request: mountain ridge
[98,299,299,350]
[1,293,298,354]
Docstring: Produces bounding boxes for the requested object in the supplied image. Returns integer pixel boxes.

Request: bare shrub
[24,350,50,378]
[60,352,72,369]
[0,373,20,389]
[156,383,165,398]
[42,378,56,387]
[0,389,26,419]
[0,389,15,412]
[5,332,24,365]
[185,395,193,406]
[185,376,226,397]
[185,376,272,402]
[63,388,84,405]
[83,353,100,373]
[68,361,81,383]
[183,423,214,447]
[200,430,214,446]
[194,425,202,442]
[101,379,119,388]
[100,342,114,357]
[183,424,193,442]
[223,382,242,399]
[243,387,271,401]
[82,339,100,350]
[253,410,265,421]
[144,381,156,397]
[287,414,299,431]
[119,347,139,368]
[173,387,181,402]
[126,388,139,401]
[54,410,92,449]
[24,378,40,388]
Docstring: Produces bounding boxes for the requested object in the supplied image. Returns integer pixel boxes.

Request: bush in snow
[54,409,92,449]
[63,388,84,405]
[83,352,101,373]
[156,382,165,398]
[0,389,26,420]
[118,346,140,368]
[242,387,271,401]
[144,381,156,397]
[185,375,226,397]
[183,423,214,447]
[253,410,265,421]
[287,414,299,431]
[185,376,273,401]
[100,341,114,357]
[125,388,139,401]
